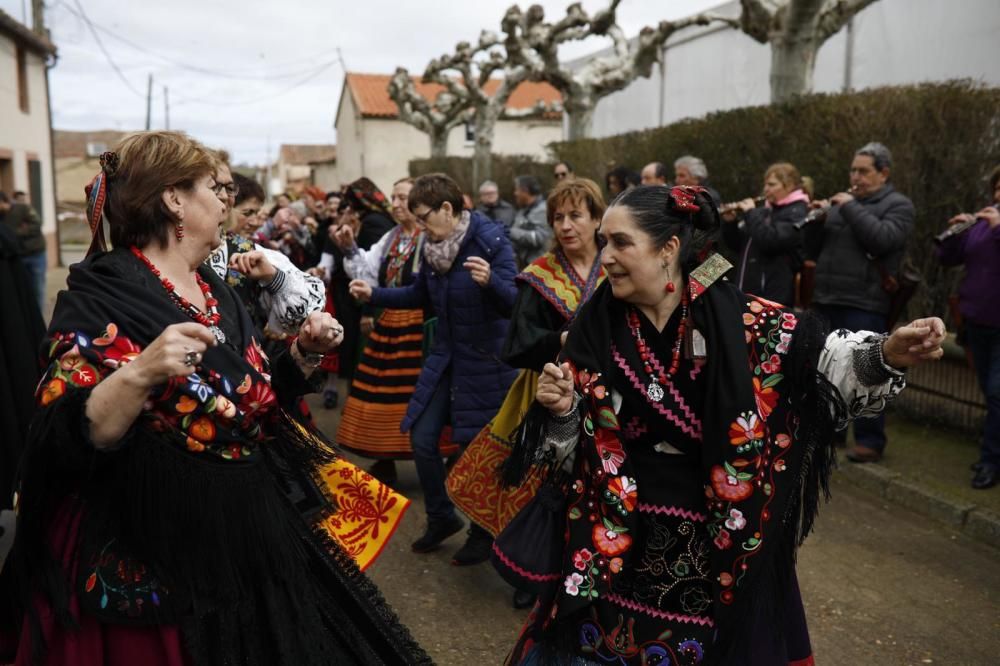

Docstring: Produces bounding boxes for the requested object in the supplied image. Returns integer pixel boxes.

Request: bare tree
[387,67,472,158]
[422,29,559,185]
[729,0,882,102]
[504,1,721,140]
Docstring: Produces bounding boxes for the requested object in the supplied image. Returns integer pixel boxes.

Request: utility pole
[164,86,170,130]
[145,74,153,130]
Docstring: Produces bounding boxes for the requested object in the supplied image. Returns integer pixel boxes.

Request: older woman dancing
[7,132,429,665]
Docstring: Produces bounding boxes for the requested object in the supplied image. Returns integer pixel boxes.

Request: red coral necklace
[130,245,226,344]
[626,291,688,402]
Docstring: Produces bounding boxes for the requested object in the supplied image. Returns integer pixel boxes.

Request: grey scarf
[423,210,471,273]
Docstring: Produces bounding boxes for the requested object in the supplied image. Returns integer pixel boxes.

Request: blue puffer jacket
[370,212,519,443]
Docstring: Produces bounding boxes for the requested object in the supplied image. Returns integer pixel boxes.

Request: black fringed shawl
[508,255,840,664]
[10,248,430,665]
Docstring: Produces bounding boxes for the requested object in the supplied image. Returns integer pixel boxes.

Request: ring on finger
[184,349,200,366]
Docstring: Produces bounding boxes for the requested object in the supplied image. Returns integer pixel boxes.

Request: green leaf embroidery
[761,373,784,388]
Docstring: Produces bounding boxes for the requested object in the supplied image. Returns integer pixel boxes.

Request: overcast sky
[3,0,723,164]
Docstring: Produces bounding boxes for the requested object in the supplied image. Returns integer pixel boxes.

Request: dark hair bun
[691,190,720,231]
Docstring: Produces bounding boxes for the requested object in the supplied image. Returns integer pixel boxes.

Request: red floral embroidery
[728,412,764,446]
[710,465,754,502]
[592,522,632,557]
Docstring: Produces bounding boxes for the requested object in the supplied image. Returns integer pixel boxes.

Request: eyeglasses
[414,206,439,224]
[211,181,240,197]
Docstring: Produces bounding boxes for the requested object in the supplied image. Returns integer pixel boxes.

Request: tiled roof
[279,144,337,165]
[53,130,131,159]
[0,9,56,56]
[345,72,562,120]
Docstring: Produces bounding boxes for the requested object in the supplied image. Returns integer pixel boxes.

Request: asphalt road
[307,393,1000,666]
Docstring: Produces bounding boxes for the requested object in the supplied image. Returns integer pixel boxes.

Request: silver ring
[184,350,200,366]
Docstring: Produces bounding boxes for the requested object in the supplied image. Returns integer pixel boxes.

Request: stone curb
[835,461,1000,551]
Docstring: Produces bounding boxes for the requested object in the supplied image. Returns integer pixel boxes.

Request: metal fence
[892,344,985,434]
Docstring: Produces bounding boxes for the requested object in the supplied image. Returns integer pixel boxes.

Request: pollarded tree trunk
[566,105,596,141]
[471,106,501,187]
[769,34,820,102]
[430,131,449,159]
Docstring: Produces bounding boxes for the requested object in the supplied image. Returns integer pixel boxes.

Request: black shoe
[369,459,398,485]
[972,466,997,490]
[451,524,493,566]
[323,389,339,409]
[512,589,536,610]
[411,516,465,553]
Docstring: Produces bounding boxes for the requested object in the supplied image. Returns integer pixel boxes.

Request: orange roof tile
[345,72,562,120]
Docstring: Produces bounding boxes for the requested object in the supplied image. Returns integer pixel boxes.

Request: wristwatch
[293,338,323,367]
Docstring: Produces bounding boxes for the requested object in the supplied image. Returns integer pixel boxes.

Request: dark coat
[723,199,808,307]
[810,184,915,315]
[370,212,519,443]
[476,199,516,230]
[0,203,45,255]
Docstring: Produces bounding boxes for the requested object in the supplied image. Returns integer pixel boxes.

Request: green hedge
[409,155,555,203]
[411,82,1000,322]
[548,81,1000,323]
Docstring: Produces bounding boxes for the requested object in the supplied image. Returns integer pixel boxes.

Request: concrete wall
[334,87,562,195]
[579,0,1000,140]
[0,35,57,264]
[312,162,339,192]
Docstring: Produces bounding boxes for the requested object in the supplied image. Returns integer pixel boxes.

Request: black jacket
[723,199,807,307]
[0,202,45,255]
[476,199,516,230]
[810,184,915,315]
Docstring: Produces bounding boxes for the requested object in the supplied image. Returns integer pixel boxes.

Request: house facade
[570,0,1000,140]
[334,72,563,195]
[0,9,57,264]
[275,144,337,195]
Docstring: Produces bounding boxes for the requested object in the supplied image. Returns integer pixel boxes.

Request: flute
[933,205,997,244]
[793,185,857,230]
[719,196,764,215]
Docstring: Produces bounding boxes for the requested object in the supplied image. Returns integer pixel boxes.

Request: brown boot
[845,445,882,463]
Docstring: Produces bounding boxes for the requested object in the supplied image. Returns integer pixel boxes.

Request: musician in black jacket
[809,142,915,463]
[722,162,809,307]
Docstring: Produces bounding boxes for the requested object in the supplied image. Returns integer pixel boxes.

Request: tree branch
[816,0,880,42]
[737,0,776,43]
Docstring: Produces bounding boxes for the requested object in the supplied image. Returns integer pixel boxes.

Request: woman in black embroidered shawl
[7,132,429,666]
[502,185,946,665]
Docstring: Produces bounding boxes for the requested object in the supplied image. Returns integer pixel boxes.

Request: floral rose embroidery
[710,465,754,502]
[728,412,764,446]
[592,522,632,557]
[760,354,782,374]
[713,529,733,550]
[752,377,779,419]
[564,572,584,596]
[606,475,638,513]
[776,331,793,355]
[573,548,594,571]
[595,430,626,475]
[724,508,746,531]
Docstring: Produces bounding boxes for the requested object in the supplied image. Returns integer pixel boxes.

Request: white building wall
[0,35,57,259]
[581,0,1000,140]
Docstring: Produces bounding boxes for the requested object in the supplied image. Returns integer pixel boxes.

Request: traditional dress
[447,248,604,535]
[503,255,906,665]
[207,231,407,570]
[337,226,458,459]
[8,249,429,665]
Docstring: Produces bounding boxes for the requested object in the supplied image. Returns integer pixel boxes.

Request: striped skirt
[336,307,458,459]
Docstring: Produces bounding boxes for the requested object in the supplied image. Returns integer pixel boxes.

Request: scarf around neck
[423,210,471,273]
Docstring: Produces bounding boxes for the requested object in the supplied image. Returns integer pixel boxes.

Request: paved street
[308,391,1000,666]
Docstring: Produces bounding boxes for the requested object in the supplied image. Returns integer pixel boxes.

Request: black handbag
[489,471,568,595]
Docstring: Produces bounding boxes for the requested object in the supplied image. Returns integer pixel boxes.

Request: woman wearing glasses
[350,172,519,560]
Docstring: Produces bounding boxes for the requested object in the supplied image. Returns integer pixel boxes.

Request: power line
[70,0,145,98]
[56,1,340,82]
[170,57,341,108]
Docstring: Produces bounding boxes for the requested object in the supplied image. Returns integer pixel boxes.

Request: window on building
[464,121,476,145]
[28,159,43,219]
[86,142,108,158]
[0,157,14,194]
[16,46,29,113]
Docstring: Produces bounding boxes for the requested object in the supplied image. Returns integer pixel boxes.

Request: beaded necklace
[626,291,688,402]
[130,245,226,344]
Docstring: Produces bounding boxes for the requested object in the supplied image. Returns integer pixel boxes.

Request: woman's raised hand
[883,317,946,368]
[228,250,277,283]
[127,323,217,388]
[332,225,356,251]
[297,312,344,353]
[537,362,575,416]
[349,279,373,303]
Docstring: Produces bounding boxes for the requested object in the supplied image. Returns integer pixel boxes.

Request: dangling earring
[175,222,185,241]
[663,261,675,293]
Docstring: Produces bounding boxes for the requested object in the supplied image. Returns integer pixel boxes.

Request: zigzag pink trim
[637,503,708,522]
[689,365,702,382]
[491,543,561,582]
[605,593,715,627]
[612,347,702,440]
